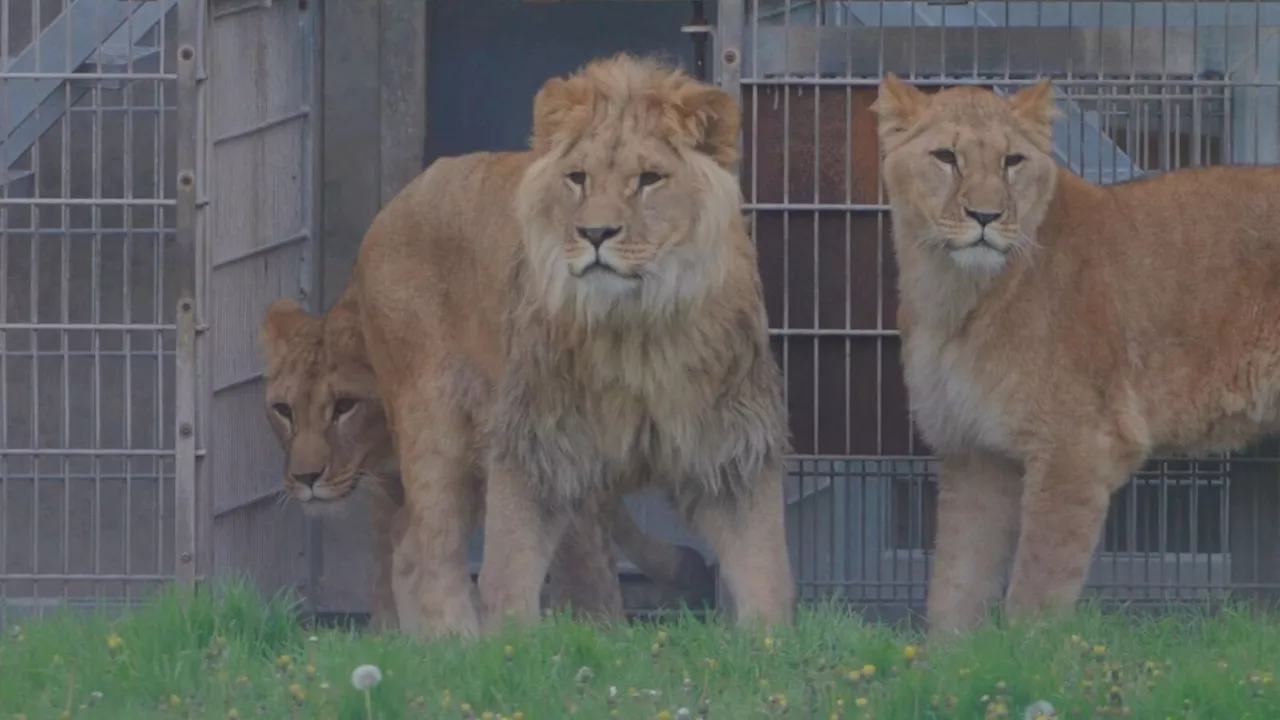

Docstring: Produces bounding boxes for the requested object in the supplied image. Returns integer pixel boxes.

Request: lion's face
[258,299,395,516]
[872,76,1062,273]
[516,55,744,321]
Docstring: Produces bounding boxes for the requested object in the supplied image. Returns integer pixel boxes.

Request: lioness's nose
[292,469,325,487]
[964,208,1002,226]
[576,225,623,248]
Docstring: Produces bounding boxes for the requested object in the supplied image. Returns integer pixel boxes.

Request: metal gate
[715,0,1280,617]
[0,0,318,626]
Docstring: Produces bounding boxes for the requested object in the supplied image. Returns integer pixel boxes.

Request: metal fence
[715,0,1280,617]
[5,0,1280,628]
[0,0,317,628]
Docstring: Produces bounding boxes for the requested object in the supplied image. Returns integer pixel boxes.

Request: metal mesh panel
[0,0,182,626]
[720,0,1280,617]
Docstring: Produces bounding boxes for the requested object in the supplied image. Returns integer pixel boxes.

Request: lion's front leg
[1003,445,1126,624]
[477,461,569,635]
[398,443,484,640]
[925,451,1022,640]
[689,462,795,630]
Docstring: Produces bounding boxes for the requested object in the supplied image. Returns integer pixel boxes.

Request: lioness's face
[545,132,701,288]
[874,78,1060,273]
[259,303,393,515]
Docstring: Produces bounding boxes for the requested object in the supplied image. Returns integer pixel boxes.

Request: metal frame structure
[0,0,319,626]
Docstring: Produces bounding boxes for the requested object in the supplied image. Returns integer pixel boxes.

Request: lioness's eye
[272,403,293,421]
[637,171,665,189]
[566,171,587,186]
[1004,153,1026,168]
[931,149,957,165]
[332,398,357,418]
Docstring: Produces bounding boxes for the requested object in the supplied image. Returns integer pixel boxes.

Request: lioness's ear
[323,309,368,369]
[1009,78,1060,128]
[530,76,596,155]
[666,83,741,169]
[260,298,308,370]
[870,73,928,140]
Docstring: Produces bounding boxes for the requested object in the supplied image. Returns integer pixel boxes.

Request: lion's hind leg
[545,501,624,622]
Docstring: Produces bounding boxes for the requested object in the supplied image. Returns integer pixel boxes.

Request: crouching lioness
[260,290,715,633]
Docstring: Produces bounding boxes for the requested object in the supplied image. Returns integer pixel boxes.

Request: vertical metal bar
[715,0,746,616]
[174,0,202,587]
[61,0,74,608]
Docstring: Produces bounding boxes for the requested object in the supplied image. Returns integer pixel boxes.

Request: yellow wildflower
[1093,645,1107,657]
[862,664,877,677]
[903,645,918,660]
[289,684,306,703]
[168,695,182,709]
[763,636,775,651]
[276,654,293,670]
[106,634,124,652]
[855,697,869,708]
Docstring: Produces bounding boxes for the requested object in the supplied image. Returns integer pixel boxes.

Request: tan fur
[260,287,716,636]
[873,74,1280,638]
[354,54,794,639]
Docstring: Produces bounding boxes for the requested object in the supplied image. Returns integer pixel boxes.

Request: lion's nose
[291,469,325,487]
[576,225,623,248]
[964,208,1002,227]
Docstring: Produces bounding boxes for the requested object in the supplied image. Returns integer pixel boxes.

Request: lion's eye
[931,149,957,165]
[637,171,665,189]
[1004,153,1027,168]
[566,171,587,186]
[332,398,357,419]
[272,403,293,421]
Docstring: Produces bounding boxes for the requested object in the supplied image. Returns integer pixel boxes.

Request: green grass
[2,584,1279,719]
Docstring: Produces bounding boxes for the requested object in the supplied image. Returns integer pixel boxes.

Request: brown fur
[260,290,716,636]
[872,74,1280,638]
[354,54,794,638]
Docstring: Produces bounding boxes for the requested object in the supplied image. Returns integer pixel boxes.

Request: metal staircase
[0,0,177,198]
[845,1,1145,184]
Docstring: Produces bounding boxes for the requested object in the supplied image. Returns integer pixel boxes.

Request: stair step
[0,170,35,199]
[71,43,162,90]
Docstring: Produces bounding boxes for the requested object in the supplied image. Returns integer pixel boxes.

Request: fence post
[174,0,204,589]
[1228,438,1280,611]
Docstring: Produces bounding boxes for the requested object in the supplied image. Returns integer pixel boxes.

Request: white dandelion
[351,664,383,720]
[350,664,383,691]
[1023,700,1057,720]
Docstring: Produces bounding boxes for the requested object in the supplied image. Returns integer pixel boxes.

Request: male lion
[259,288,714,634]
[355,54,795,637]
[872,73,1280,637]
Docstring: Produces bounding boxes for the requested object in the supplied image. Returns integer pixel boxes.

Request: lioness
[354,54,795,638]
[873,74,1280,636]
[259,291,716,632]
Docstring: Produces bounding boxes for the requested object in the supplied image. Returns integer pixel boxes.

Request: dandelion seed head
[350,664,383,691]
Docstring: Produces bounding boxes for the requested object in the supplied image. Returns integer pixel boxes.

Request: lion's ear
[870,73,929,140]
[260,298,309,371]
[323,308,368,368]
[530,76,596,155]
[666,83,741,169]
[1009,78,1060,129]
